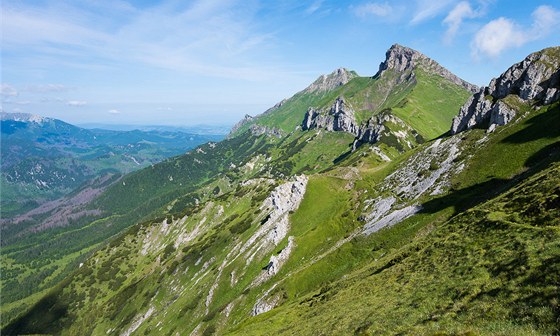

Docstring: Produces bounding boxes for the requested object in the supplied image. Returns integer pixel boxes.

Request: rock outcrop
[302,98,420,150]
[250,124,283,138]
[228,114,254,137]
[302,97,359,135]
[304,68,358,94]
[351,113,387,150]
[377,44,479,93]
[353,112,421,151]
[451,46,560,134]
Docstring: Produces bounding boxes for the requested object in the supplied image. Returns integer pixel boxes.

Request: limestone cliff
[301,97,359,135]
[451,46,560,134]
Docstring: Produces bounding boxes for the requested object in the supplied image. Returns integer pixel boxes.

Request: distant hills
[1,112,224,217]
[78,122,231,135]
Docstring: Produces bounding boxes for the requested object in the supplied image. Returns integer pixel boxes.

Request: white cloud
[1,84,19,97]
[108,109,120,114]
[67,100,87,107]
[531,5,560,38]
[1,1,278,81]
[353,2,393,18]
[471,5,560,58]
[411,0,455,24]
[443,2,477,43]
[306,0,324,15]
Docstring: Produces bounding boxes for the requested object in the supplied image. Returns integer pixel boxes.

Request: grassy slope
[0,132,273,323]
[392,67,472,140]
[0,123,356,328]
[229,102,560,335]
[234,163,559,336]
[4,100,558,335]
[245,67,470,143]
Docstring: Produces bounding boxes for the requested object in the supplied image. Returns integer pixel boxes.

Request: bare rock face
[304,68,358,94]
[228,114,254,137]
[451,46,560,134]
[249,124,283,138]
[377,44,479,93]
[302,97,359,135]
[352,112,420,150]
[351,114,388,150]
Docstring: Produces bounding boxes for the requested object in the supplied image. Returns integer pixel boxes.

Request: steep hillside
[3,46,559,335]
[1,113,223,217]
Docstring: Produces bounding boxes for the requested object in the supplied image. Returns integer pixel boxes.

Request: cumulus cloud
[352,2,393,18]
[108,109,120,114]
[471,5,560,58]
[67,100,87,107]
[1,84,19,97]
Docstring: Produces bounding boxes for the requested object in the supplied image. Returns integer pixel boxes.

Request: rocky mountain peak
[0,112,48,124]
[376,44,478,93]
[451,46,560,134]
[377,44,426,74]
[304,68,358,93]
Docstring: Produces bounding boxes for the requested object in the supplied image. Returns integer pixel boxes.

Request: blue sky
[1,0,559,126]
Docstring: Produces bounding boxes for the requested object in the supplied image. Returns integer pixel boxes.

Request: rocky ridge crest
[229,114,254,136]
[303,68,358,94]
[451,46,560,134]
[377,44,478,93]
[301,44,472,149]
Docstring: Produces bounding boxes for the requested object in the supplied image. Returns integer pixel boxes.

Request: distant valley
[1,112,224,217]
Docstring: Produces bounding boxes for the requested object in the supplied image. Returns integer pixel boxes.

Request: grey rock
[451,46,560,134]
[489,100,516,126]
[228,114,254,137]
[250,124,283,138]
[450,90,493,133]
[352,112,416,150]
[377,44,479,93]
[304,68,358,94]
[302,97,359,135]
[544,87,559,105]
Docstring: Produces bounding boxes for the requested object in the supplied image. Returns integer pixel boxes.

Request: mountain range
[1,113,223,217]
[2,44,559,335]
